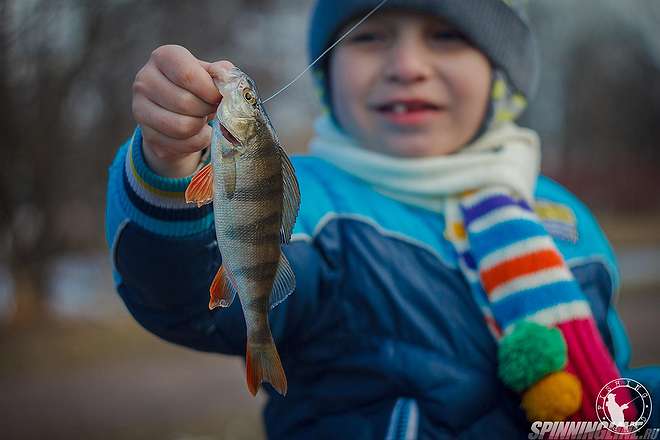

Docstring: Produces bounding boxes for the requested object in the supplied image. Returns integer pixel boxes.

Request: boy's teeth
[392,103,407,114]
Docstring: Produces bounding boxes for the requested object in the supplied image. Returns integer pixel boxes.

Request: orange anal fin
[245,340,287,397]
[185,163,213,207]
[209,264,237,309]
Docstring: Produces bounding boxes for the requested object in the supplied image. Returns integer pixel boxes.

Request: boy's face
[329,10,492,157]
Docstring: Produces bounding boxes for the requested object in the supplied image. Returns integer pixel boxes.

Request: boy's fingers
[152,45,221,105]
[205,60,236,81]
[136,63,217,117]
[133,94,207,140]
[142,124,212,156]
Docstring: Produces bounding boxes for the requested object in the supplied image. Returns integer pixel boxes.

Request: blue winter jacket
[106,128,660,439]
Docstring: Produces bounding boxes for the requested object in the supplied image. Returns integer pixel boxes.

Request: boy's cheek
[329,54,372,127]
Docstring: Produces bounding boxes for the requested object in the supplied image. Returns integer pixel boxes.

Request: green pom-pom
[498,321,567,392]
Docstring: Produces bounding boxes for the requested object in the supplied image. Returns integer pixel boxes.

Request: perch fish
[185,65,300,396]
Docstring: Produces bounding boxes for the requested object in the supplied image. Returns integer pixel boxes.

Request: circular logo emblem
[596,378,652,434]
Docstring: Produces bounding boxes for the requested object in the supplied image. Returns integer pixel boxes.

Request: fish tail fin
[245,336,287,397]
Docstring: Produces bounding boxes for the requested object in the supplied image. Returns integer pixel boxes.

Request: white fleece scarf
[308,114,541,212]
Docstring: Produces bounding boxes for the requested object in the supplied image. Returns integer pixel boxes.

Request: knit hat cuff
[308,0,540,98]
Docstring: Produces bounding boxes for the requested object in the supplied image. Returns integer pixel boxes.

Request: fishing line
[261,0,390,104]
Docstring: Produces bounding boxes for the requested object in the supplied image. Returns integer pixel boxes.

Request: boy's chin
[376,134,462,158]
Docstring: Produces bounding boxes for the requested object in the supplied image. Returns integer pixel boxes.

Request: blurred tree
[562,26,660,212]
[522,0,660,212]
[0,0,306,323]
[1,0,115,321]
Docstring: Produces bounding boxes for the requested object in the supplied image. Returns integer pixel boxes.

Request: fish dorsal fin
[185,163,213,207]
[278,147,300,244]
[209,263,238,309]
[269,252,296,309]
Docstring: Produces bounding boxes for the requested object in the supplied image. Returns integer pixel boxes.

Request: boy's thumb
[204,60,236,82]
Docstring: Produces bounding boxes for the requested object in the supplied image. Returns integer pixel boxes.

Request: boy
[106,0,659,437]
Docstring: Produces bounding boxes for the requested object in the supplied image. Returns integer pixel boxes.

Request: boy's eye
[348,31,386,44]
[430,30,466,42]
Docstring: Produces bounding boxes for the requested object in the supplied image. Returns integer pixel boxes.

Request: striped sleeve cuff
[118,126,213,237]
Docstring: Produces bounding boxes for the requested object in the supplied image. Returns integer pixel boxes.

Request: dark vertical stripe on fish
[238,172,282,196]
[235,261,280,282]
[222,211,280,240]
[233,179,283,202]
[224,231,280,245]
[245,296,270,315]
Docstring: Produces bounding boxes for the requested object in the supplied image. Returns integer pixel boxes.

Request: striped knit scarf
[310,115,634,423]
[445,189,632,422]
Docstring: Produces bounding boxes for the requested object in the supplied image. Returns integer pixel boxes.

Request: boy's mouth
[372,99,444,125]
[374,100,441,113]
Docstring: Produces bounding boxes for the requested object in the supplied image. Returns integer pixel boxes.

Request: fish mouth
[218,122,241,147]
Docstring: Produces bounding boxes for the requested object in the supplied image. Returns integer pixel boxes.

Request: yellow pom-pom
[521,371,582,422]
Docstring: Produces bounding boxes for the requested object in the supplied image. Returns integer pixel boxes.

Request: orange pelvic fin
[245,340,287,397]
[209,264,237,309]
[185,163,213,207]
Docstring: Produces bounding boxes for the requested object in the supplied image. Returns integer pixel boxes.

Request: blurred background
[1,0,659,438]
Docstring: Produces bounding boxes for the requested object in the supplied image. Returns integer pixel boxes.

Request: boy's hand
[132,45,223,178]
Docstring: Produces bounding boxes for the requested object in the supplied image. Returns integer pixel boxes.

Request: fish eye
[242,88,256,105]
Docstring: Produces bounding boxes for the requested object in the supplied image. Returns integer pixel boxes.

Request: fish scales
[185,64,300,397]
[214,136,281,339]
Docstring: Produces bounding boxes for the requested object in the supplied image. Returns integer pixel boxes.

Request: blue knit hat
[308,0,540,128]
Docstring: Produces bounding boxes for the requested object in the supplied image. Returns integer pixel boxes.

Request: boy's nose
[383,41,432,85]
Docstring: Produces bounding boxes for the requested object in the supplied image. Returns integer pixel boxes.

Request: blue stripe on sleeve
[122,168,212,221]
[116,181,214,237]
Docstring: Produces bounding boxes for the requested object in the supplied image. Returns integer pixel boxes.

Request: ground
[0,318,265,440]
[1,214,658,439]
